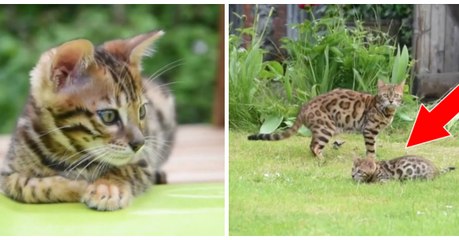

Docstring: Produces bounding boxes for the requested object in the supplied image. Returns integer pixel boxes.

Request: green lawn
[229,129,459,235]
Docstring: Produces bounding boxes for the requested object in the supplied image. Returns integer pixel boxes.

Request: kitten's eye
[97,109,119,125]
[139,104,147,120]
[382,94,388,98]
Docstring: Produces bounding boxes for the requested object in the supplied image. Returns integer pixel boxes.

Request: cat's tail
[247,115,303,141]
[440,166,456,174]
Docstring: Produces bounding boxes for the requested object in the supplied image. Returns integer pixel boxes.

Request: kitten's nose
[129,138,145,152]
[127,126,145,153]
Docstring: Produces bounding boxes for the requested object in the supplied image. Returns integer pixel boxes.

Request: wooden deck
[0,124,224,184]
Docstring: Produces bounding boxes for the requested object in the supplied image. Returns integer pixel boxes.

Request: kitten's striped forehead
[94,48,143,104]
[387,85,399,93]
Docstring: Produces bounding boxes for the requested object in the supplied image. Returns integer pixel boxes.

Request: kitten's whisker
[46,148,104,172]
[75,150,109,180]
[155,81,178,88]
[64,154,95,176]
[91,160,110,181]
[64,153,101,175]
[144,139,173,150]
[56,145,107,167]
[37,125,72,138]
[148,59,184,81]
[144,136,174,143]
[64,148,108,173]
[142,143,169,164]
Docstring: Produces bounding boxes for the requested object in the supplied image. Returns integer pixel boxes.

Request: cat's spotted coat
[352,155,455,183]
[248,81,404,158]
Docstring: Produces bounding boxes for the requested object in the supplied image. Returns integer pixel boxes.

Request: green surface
[0,183,224,236]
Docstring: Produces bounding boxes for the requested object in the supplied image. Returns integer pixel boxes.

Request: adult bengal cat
[0,31,176,211]
[248,81,404,159]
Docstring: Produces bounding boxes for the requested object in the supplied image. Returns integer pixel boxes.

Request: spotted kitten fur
[352,155,455,183]
[0,31,176,211]
[248,80,404,158]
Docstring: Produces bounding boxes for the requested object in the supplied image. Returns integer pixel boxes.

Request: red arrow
[406,84,459,148]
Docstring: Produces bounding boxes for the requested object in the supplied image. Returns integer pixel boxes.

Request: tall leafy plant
[390,45,417,125]
[390,45,410,83]
[229,7,274,130]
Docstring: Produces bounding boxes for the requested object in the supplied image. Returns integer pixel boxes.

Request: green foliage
[0,5,219,133]
[282,12,397,97]
[229,7,276,130]
[340,4,414,50]
[426,98,459,135]
[284,117,311,137]
[446,114,459,135]
[390,45,410,84]
[259,115,283,134]
[229,5,414,133]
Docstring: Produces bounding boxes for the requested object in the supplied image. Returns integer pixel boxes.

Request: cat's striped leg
[362,128,378,159]
[81,162,155,211]
[1,172,87,203]
[309,126,335,159]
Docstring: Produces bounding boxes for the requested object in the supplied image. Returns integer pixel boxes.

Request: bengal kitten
[0,31,176,211]
[352,155,455,183]
[248,81,404,158]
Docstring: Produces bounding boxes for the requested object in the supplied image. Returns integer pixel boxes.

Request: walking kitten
[352,155,455,183]
[0,31,176,211]
[248,81,404,158]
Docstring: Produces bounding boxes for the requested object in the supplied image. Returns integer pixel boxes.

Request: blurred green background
[0,4,221,133]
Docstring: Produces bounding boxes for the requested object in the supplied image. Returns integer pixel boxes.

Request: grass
[229,127,459,236]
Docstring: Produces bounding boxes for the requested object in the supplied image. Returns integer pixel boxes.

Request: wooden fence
[412,4,459,100]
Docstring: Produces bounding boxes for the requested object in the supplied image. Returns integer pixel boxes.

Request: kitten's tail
[440,166,456,174]
[247,114,304,141]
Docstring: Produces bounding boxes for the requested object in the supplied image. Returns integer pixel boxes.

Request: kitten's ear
[366,159,377,169]
[103,30,164,69]
[395,80,405,93]
[377,80,386,89]
[51,39,95,91]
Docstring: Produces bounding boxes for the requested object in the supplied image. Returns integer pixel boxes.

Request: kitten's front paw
[81,179,132,211]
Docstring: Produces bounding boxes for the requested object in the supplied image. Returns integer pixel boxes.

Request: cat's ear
[364,158,377,170]
[395,80,405,93]
[102,30,164,69]
[51,39,95,91]
[377,80,386,89]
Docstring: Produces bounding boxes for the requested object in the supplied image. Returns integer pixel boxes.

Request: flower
[298,4,318,9]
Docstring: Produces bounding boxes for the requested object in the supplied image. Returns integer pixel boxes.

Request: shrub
[229,5,414,133]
